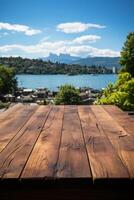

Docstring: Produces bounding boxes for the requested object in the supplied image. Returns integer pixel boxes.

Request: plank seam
[19,106,53,179]
[53,105,65,177]
[102,105,134,136]
[0,106,38,154]
[91,106,131,178]
[77,106,93,182]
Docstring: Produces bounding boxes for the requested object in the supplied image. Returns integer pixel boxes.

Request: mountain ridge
[41,53,120,68]
[41,53,81,64]
[71,56,120,68]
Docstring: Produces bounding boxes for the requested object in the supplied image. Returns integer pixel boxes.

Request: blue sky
[0,0,134,58]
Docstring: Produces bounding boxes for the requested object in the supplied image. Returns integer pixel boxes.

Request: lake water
[16,74,117,91]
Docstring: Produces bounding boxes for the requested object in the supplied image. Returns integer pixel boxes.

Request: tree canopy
[120,32,134,76]
[0,65,17,95]
[54,85,82,105]
[97,32,134,111]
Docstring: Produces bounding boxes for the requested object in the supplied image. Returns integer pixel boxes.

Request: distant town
[1,86,101,106]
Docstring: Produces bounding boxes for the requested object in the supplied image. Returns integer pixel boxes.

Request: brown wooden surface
[0,106,51,178]
[0,104,134,182]
[92,105,134,178]
[78,106,129,180]
[55,105,91,178]
[0,104,37,152]
[22,106,64,178]
[102,105,134,136]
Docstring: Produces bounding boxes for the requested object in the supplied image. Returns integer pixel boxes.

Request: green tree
[97,32,134,111]
[0,78,3,92]
[120,32,134,76]
[54,84,82,105]
[0,65,17,95]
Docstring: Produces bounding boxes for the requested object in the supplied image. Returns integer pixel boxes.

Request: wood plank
[91,105,129,137]
[110,136,134,178]
[77,106,101,137]
[22,106,64,178]
[78,106,129,180]
[55,105,91,178]
[102,105,134,136]
[0,106,52,179]
[0,103,23,122]
[100,105,134,178]
[0,105,38,152]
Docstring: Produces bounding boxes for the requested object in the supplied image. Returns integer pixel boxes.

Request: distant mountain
[41,53,81,64]
[41,54,121,68]
[71,57,121,68]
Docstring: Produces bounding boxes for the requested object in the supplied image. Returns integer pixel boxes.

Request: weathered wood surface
[78,106,129,180]
[0,106,51,178]
[55,105,91,178]
[102,105,134,136]
[0,104,134,182]
[22,106,64,178]
[0,104,38,152]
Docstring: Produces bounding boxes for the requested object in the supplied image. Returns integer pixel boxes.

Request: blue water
[16,74,117,91]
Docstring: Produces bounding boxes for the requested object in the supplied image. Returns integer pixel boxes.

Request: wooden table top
[0,104,134,183]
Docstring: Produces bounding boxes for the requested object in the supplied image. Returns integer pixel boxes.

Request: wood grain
[55,105,91,178]
[0,106,51,179]
[91,105,134,178]
[0,104,23,127]
[0,105,133,182]
[0,104,23,120]
[102,105,134,136]
[0,105,38,152]
[108,135,134,178]
[91,105,129,137]
[78,106,101,137]
[78,106,129,180]
[22,106,64,178]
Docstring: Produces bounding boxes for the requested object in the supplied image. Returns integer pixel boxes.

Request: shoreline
[16,73,117,76]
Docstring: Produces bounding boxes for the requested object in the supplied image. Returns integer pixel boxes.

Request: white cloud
[57,22,105,33]
[0,38,120,58]
[55,45,120,57]
[0,22,41,36]
[72,35,101,44]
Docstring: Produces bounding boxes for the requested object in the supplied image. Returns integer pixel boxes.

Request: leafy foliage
[54,85,82,105]
[96,72,134,111]
[120,32,134,76]
[97,32,134,111]
[0,65,17,95]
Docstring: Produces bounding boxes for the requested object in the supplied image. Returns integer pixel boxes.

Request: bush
[54,84,82,105]
[96,72,134,111]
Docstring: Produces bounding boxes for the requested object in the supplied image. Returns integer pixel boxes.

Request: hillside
[0,57,113,74]
[41,54,120,68]
[71,57,120,68]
